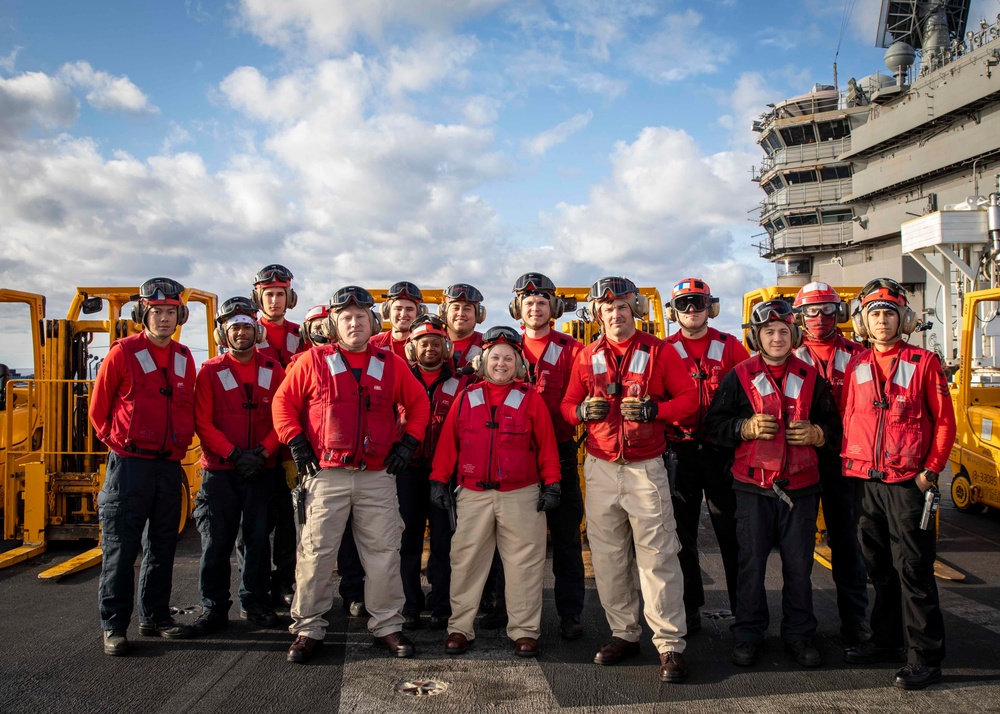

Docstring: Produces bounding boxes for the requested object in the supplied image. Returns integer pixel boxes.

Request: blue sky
[2,0,998,366]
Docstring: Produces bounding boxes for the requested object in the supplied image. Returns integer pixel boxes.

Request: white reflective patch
[855,363,874,384]
[627,350,650,375]
[286,332,300,354]
[591,352,608,375]
[982,418,993,441]
[467,388,485,409]
[784,372,804,399]
[751,372,775,397]
[707,340,724,363]
[216,368,238,391]
[366,356,385,381]
[504,389,525,410]
[542,341,563,365]
[174,352,187,378]
[134,349,156,374]
[466,345,483,360]
[258,367,273,391]
[834,349,851,372]
[326,353,347,376]
[258,339,270,350]
[794,346,814,366]
[892,360,916,390]
[442,378,459,396]
[672,341,689,360]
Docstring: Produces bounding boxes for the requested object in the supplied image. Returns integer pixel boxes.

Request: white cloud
[58,61,158,114]
[161,121,193,153]
[0,46,21,73]
[0,71,78,144]
[625,10,734,83]
[523,110,593,156]
[384,35,479,96]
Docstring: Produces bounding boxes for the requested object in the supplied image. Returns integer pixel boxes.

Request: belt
[613,455,630,465]
[124,443,171,459]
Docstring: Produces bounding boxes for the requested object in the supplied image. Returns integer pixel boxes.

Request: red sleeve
[529,390,561,484]
[195,365,236,460]
[89,344,129,443]
[391,354,430,442]
[923,355,957,474]
[560,349,590,426]
[273,353,314,444]
[429,394,461,483]
[261,361,286,456]
[651,344,699,424]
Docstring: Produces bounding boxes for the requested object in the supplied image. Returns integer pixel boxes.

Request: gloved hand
[739,413,779,441]
[234,446,267,480]
[282,460,298,489]
[384,433,421,476]
[786,420,825,447]
[429,480,454,511]
[621,397,658,422]
[288,433,320,478]
[576,397,610,422]
[537,482,562,512]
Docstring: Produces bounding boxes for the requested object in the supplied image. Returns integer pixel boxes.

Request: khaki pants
[290,468,404,639]
[584,456,686,653]
[448,486,546,641]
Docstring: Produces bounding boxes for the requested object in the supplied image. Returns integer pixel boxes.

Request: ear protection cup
[132,301,189,328]
[508,298,518,320]
[590,296,649,323]
[853,303,917,338]
[635,294,650,318]
[323,308,383,341]
[665,306,677,323]
[287,288,298,311]
[745,322,803,353]
[213,321,265,349]
[381,299,429,320]
[509,294,566,321]
[439,301,487,324]
[836,301,849,324]
[369,308,382,336]
[472,347,528,380]
[214,325,226,348]
[406,335,454,362]
[252,287,296,313]
[708,300,720,319]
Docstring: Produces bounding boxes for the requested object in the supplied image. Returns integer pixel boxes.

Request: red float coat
[273,344,429,471]
[407,366,472,464]
[560,330,699,463]
[369,330,408,360]
[794,334,863,415]
[841,341,956,483]
[523,329,583,443]
[451,331,484,370]
[666,327,749,438]
[89,332,196,461]
[731,354,820,490]
[258,317,305,367]
[195,351,285,471]
[431,381,560,491]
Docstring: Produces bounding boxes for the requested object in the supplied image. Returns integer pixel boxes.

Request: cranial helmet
[325,285,382,341]
[381,281,428,319]
[587,276,649,323]
[666,277,720,322]
[743,299,802,352]
[508,272,566,320]
[131,277,189,328]
[470,325,528,381]
[438,283,487,324]
[251,264,297,312]
[405,314,453,362]
[851,278,918,339]
[214,296,264,349]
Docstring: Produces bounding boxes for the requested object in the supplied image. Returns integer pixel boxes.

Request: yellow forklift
[0,286,217,579]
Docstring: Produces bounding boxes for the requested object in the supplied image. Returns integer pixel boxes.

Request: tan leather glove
[786,420,825,447]
[576,396,610,421]
[739,413,779,441]
[283,459,299,490]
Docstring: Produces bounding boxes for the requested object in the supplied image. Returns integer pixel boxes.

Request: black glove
[620,397,658,422]
[384,433,421,476]
[537,482,562,512]
[576,397,610,422]
[287,433,320,478]
[429,480,454,511]
[234,446,267,480]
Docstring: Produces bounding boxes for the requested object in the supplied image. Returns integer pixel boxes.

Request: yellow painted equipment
[0,286,217,578]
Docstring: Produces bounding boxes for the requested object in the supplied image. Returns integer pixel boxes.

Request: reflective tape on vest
[286,332,300,355]
[135,349,156,375]
[442,377,459,396]
[467,388,486,409]
[708,340,724,362]
[259,339,270,350]
[542,341,563,365]
[173,352,187,378]
[785,372,804,399]
[892,360,916,389]
[258,366,272,391]
[591,352,608,375]
[627,350,650,375]
[672,341,688,359]
[217,368,238,391]
[366,356,384,381]
[855,363,873,385]
[834,349,851,372]
[326,353,347,376]
[795,347,814,366]
[504,388,525,409]
[466,345,483,361]
[751,372,775,397]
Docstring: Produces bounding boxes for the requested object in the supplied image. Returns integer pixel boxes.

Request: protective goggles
[384,281,423,303]
[800,303,838,318]
[671,294,711,313]
[329,285,375,310]
[254,264,294,286]
[137,277,184,303]
[444,283,483,303]
[590,276,638,301]
[749,299,795,326]
[216,297,258,323]
[482,325,522,350]
[513,273,556,294]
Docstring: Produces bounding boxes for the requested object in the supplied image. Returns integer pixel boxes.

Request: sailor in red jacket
[439,282,486,369]
[792,282,870,645]
[841,279,956,690]
[371,281,426,359]
[703,300,841,670]
[191,297,286,636]
[664,277,749,633]
[272,286,430,664]
[561,276,699,684]
[89,278,197,655]
[430,326,561,659]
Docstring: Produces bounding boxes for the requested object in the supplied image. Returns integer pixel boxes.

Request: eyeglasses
[384,281,423,303]
[513,273,556,294]
[444,283,483,303]
[671,294,710,313]
[750,299,795,326]
[801,304,837,318]
[138,277,184,302]
[254,264,294,286]
[482,325,522,349]
[590,276,637,301]
[329,285,375,310]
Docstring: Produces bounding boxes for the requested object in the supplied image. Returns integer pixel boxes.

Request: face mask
[804,313,837,340]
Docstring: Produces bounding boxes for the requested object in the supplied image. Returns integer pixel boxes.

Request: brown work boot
[286,634,323,664]
[514,637,538,657]
[374,631,415,658]
[593,637,640,665]
[445,632,471,655]
[659,651,687,682]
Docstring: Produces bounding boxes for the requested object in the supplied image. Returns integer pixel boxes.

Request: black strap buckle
[873,399,889,409]
[607,382,622,396]
[159,386,173,397]
[476,481,500,490]
[867,468,886,480]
